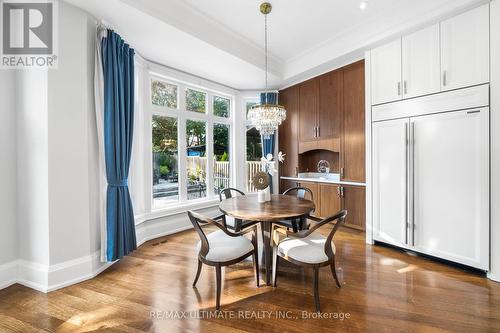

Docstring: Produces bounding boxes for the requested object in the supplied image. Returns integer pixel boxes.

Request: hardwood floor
[1,225,499,332]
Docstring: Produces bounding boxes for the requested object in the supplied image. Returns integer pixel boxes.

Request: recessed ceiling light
[360,1,368,10]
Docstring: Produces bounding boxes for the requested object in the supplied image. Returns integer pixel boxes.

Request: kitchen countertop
[280,175,366,187]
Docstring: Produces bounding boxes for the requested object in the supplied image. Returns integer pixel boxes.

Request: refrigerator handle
[410,121,416,247]
[405,122,409,245]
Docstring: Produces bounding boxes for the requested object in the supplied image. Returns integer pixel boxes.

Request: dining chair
[188,211,259,310]
[219,187,258,232]
[272,210,347,312]
[275,187,314,232]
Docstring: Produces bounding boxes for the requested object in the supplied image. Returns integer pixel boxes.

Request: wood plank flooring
[1,225,499,332]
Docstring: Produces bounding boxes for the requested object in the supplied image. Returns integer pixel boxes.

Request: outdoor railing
[246,161,262,193]
[182,157,262,193]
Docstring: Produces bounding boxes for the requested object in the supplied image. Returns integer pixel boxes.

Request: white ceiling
[66,0,487,90]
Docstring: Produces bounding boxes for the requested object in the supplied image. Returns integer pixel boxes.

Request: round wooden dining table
[219,194,315,285]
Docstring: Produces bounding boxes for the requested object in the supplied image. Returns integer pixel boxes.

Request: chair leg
[272,245,278,287]
[253,250,260,287]
[313,266,320,312]
[291,220,298,233]
[330,256,341,288]
[215,264,222,310]
[192,259,202,287]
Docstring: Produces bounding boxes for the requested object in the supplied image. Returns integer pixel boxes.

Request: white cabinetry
[371,40,402,105]
[373,118,409,247]
[371,4,489,104]
[402,25,440,99]
[411,109,489,269]
[371,87,490,270]
[441,5,490,91]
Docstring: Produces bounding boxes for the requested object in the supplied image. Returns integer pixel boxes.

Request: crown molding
[119,0,284,78]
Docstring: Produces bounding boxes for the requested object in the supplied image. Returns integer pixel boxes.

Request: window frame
[148,73,234,212]
[243,98,261,193]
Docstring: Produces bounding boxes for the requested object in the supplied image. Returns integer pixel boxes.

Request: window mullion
[206,119,214,199]
[178,85,188,202]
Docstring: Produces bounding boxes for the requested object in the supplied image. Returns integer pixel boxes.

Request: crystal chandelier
[247,2,286,139]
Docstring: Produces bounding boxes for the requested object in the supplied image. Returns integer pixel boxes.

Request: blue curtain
[260,92,278,193]
[102,30,137,261]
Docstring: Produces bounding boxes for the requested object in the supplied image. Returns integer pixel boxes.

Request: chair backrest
[322,210,347,258]
[188,211,212,257]
[283,186,313,201]
[219,187,245,202]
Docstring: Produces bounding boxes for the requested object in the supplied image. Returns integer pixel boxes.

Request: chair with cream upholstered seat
[272,210,347,312]
[188,210,259,310]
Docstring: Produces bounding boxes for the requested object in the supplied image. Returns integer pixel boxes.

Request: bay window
[150,75,233,210]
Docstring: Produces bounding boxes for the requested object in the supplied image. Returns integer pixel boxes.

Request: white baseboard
[16,251,114,293]
[1,206,219,293]
[0,261,18,290]
[487,272,500,283]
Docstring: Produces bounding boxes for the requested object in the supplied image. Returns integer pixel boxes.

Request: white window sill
[134,198,221,225]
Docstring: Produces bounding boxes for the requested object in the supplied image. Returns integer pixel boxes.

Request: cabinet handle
[442,70,447,87]
[317,127,320,137]
[340,167,344,179]
[314,127,317,138]
[337,186,341,196]
[397,82,401,96]
[340,186,344,197]
[404,81,408,95]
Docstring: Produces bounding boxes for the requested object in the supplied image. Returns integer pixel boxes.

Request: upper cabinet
[318,70,343,139]
[402,24,441,99]
[371,39,402,105]
[370,4,490,106]
[441,5,490,91]
[297,73,342,153]
[298,79,318,142]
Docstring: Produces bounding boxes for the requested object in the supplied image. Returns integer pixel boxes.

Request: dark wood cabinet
[342,185,366,230]
[341,60,365,183]
[278,60,366,229]
[278,86,299,194]
[319,70,343,139]
[300,182,365,230]
[297,181,320,217]
[318,184,342,218]
[280,179,298,195]
[298,79,318,142]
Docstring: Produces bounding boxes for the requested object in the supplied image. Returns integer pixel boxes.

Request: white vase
[264,186,271,202]
[257,190,266,203]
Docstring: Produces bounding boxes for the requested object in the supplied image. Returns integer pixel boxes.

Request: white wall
[489,0,500,282]
[16,70,51,267]
[0,70,18,266]
[47,0,95,265]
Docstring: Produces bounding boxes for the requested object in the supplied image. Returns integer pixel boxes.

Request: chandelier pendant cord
[264,12,268,104]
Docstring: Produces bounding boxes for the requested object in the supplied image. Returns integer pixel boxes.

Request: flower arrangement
[260,151,286,174]
[254,151,286,203]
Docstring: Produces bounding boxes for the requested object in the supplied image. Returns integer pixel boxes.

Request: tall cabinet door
[299,79,319,142]
[318,70,342,139]
[371,39,402,105]
[373,118,409,247]
[402,24,441,99]
[341,61,365,182]
[278,86,299,192]
[440,4,489,91]
[411,109,489,269]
